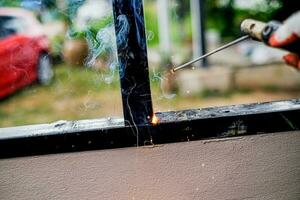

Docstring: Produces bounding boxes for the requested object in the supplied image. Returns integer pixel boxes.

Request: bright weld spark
[151,113,160,125]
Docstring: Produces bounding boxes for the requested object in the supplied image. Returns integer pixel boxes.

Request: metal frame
[112,0,153,127]
[1,99,300,158]
[0,0,300,158]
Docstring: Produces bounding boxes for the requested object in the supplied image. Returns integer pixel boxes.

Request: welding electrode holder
[241,19,300,55]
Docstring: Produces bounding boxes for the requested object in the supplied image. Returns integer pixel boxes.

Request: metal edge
[0,99,299,158]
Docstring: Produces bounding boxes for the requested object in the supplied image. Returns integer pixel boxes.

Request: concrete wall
[176,64,300,96]
[1,131,300,200]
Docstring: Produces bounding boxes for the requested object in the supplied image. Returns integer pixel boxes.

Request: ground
[0,64,300,127]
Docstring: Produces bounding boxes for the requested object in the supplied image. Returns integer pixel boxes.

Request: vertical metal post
[191,0,208,67]
[157,0,171,59]
[112,0,153,127]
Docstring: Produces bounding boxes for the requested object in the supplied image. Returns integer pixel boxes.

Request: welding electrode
[172,18,300,73]
[171,35,250,72]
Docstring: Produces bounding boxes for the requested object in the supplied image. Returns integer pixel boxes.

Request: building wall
[1,131,300,200]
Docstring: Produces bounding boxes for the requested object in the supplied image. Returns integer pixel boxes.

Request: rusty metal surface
[157,99,300,122]
[0,99,299,158]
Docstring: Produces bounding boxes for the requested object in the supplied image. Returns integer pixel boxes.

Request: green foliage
[143,0,283,44]
[68,15,113,40]
[0,0,21,7]
[0,65,121,127]
[144,2,159,47]
[54,64,120,92]
[49,34,65,57]
[206,0,282,39]
[206,0,235,39]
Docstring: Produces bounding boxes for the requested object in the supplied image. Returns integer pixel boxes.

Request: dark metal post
[191,0,207,67]
[112,0,153,126]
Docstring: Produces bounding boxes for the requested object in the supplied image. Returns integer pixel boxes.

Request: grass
[1,64,299,128]
[0,65,123,127]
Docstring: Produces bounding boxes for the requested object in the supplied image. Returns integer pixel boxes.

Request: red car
[0,8,53,99]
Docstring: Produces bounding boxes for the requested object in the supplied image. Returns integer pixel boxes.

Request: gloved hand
[269,11,300,69]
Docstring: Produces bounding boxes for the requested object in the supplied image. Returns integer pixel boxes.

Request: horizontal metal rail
[1,99,299,158]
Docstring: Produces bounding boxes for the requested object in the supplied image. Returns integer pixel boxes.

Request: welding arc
[172,35,250,73]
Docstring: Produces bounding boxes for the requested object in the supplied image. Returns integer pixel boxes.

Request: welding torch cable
[172,35,251,73]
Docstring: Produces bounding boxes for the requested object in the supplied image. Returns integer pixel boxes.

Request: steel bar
[1,99,300,158]
[172,35,250,72]
[112,0,153,127]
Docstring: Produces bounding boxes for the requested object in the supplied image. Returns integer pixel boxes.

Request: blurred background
[0,0,299,127]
